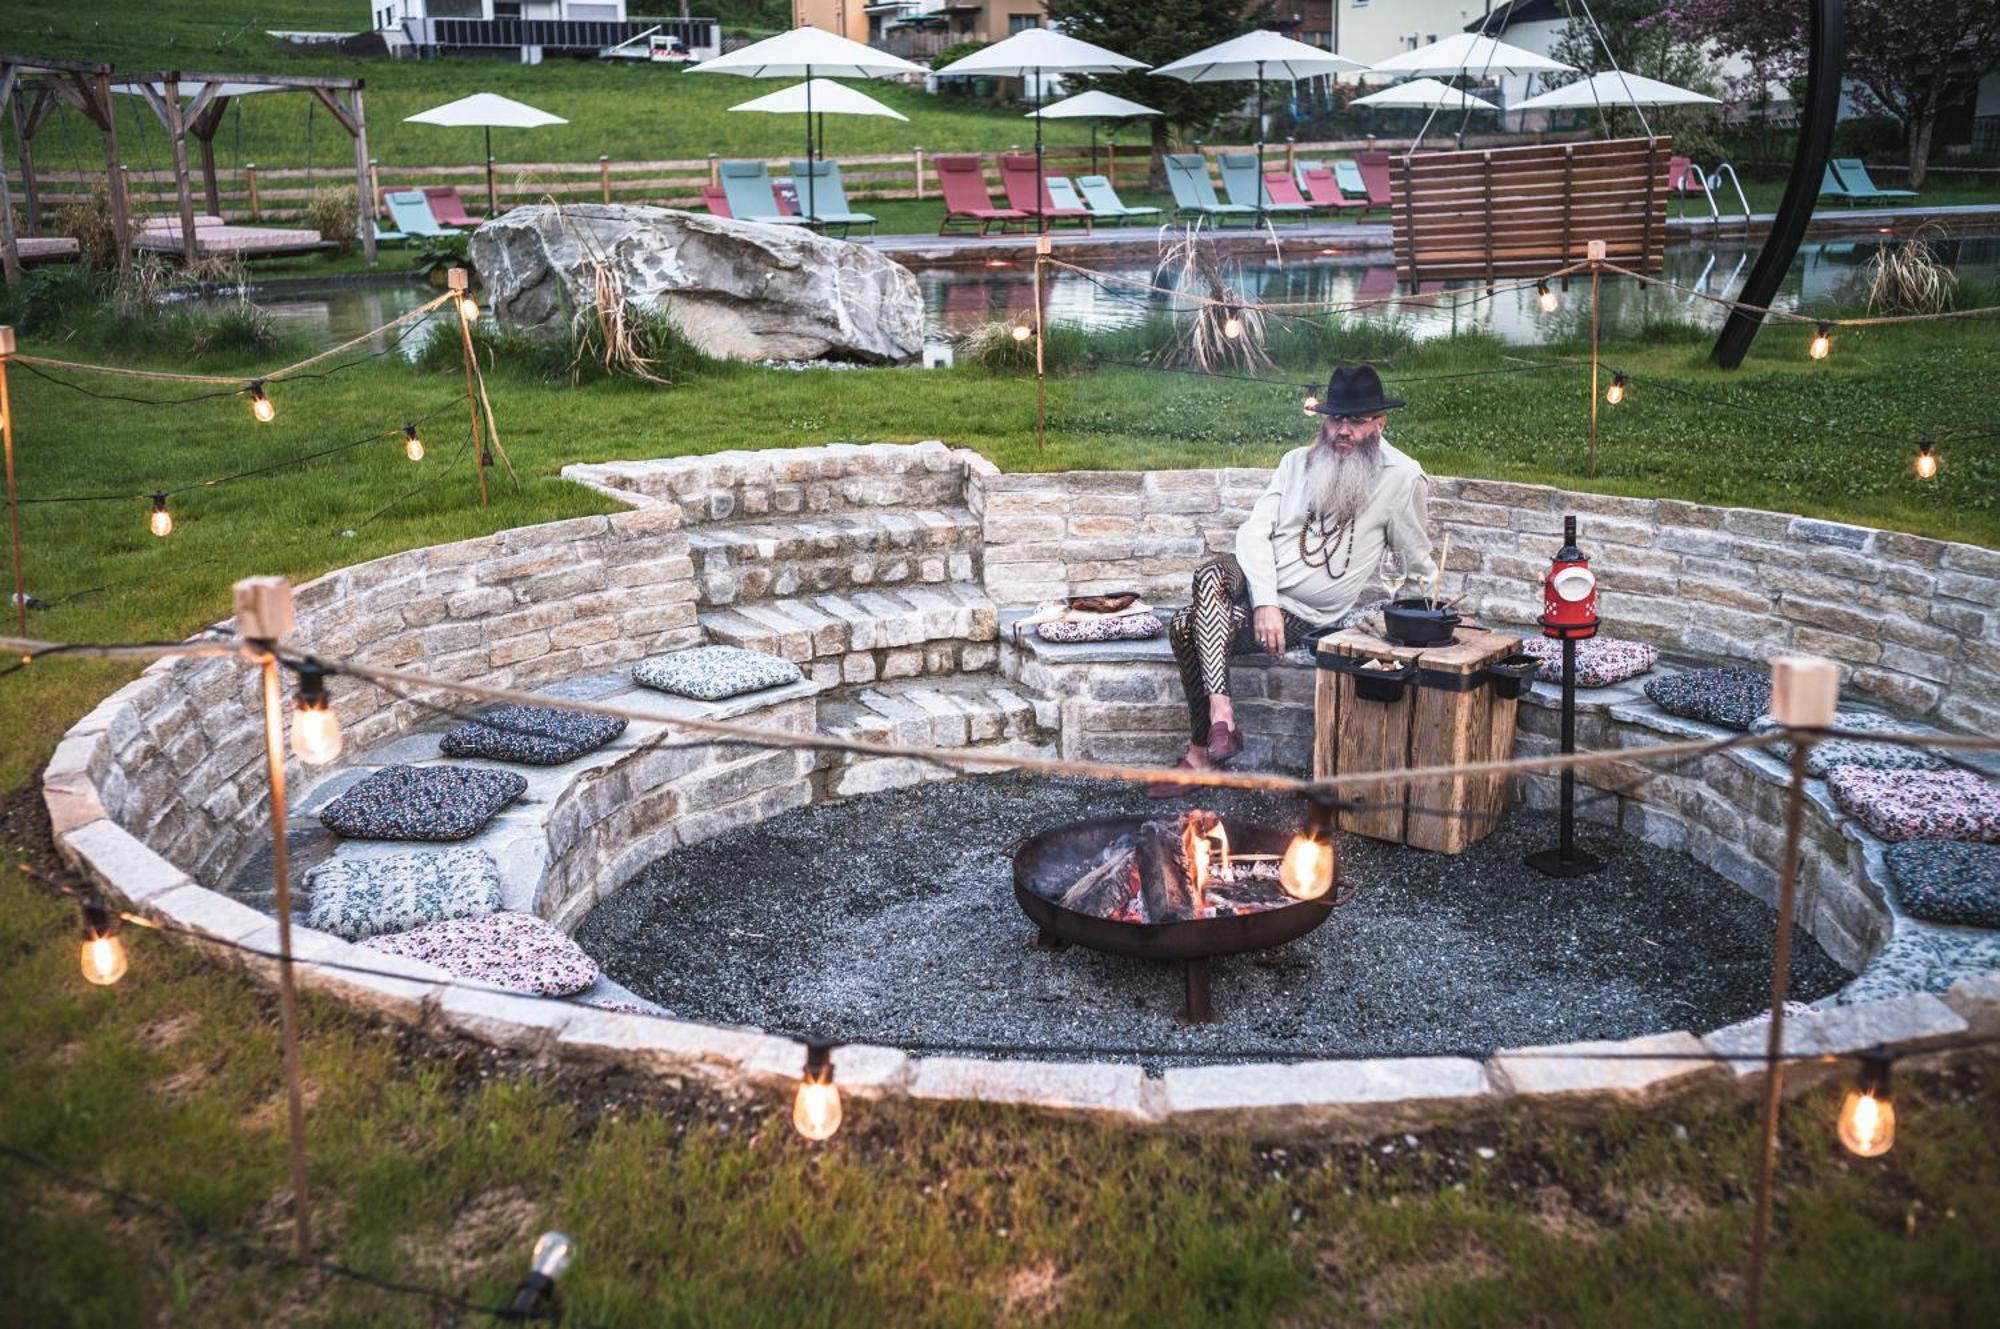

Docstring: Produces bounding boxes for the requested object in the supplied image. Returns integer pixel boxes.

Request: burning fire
[1181,811,1232,913]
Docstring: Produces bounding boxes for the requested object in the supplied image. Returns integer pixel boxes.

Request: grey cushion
[439,704,627,766]
[1886,840,2000,928]
[1643,666,1772,731]
[303,848,503,940]
[1751,710,1946,777]
[634,645,802,701]
[319,764,527,842]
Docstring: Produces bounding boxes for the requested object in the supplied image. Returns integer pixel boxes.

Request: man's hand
[1253,606,1286,655]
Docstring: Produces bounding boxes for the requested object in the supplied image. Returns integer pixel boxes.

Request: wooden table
[1313,625,1530,854]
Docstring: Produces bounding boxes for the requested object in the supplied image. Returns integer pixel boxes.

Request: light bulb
[1809,322,1832,361]
[290,665,344,765]
[1222,312,1244,340]
[80,901,127,986]
[530,1231,575,1281]
[1278,796,1338,901]
[460,295,481,324]
[1537,282,1559,314]
[1837,1054,1895,1157]
[149,492,173,538]
[1605,373,1626,406]
[403,424,425,462]
[793,1041,843,1141]
[1011,323,1031,343]
[248,381,274,423]
[1915,442,1937,481]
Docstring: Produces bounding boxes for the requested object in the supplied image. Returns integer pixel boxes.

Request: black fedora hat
[1311,364,1405,417]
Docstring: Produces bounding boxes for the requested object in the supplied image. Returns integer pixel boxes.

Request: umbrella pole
[1034,66,1045,236]
[1255,61,1265,228]
[805,68,816,225]
[484,125,496,216]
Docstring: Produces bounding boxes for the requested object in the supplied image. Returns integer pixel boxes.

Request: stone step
[689,507,980,608]
[814,677,1061,799]
[699,584,1001,686]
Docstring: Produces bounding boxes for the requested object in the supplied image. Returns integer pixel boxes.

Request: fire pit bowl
[1010,814,1349,1024]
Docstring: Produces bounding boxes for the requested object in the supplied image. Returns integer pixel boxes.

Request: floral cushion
[319,765,528,842]
[439,704,627,766]
[1520,635,1659,688]
[1885,840,2000,928]
[360,911,599,997]
[1643,666,1772,731]
[303,848,503,941]
[1827,767,2000,845]
[1750,710,1946,777]
[633,645,802,701]
[1036,610,1165,643]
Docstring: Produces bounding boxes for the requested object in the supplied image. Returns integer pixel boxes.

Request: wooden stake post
[0,326,23,635]
[449,268,490,507]
[1587,239,1605,479]
[1034,235,1050,453]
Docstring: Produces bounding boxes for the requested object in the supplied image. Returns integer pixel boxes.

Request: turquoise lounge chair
[1217,153,1311,223]
[373,220,408,247]
[383,190,459,239]
[1046,176,1089,214]
[1163,154,1256,225]
[1333,159,1367,198]
[1833,158,1919,203]
[1076,175,1161,224]
[719,161,812,227]
[788,160,877,236]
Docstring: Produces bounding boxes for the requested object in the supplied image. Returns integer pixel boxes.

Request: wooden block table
[1313,625,1530,854]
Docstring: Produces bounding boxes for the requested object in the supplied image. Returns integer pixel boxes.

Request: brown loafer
[1205,722,1243,765]
[1145,756,1203,800]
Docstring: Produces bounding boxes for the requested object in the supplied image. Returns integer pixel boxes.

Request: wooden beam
[307,86,359,138]
[9,87,42,235]
[160,75,199,265]
[182,79,224,134]
[93,71,130,273]
[119,69,362,93]
[350,86,376,265]
[0,52,115,77]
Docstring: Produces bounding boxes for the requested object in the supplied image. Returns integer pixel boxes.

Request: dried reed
[1867,222,1958,316]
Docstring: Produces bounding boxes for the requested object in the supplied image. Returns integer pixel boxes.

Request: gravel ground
[577,776,1849,1062]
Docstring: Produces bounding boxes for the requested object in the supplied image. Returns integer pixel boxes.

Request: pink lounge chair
[422,186,480,227]
[1263,171,1327,215]
[936,155,1032,236]
[1300,167,1366,215]
[998,154,1092,232]
[1355,150,1395,214]
[700,184,732,218]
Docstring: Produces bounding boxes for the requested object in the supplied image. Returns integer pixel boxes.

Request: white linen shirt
[1233,439,1438,624]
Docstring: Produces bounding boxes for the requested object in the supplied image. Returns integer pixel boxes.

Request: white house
[370,2,721,62]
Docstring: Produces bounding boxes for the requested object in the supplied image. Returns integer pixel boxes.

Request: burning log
[1053,811,1291,924]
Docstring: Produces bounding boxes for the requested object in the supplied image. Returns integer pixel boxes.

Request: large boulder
[469,203,923,364]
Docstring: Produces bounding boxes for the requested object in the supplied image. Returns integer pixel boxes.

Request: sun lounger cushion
[439,704,628,766]
[1827,767,2000,844]
[1885,840,2000,928]
[633,645,802,701]
[361,911,599,996]
[1521,636,1658,688]
[319,764,528,841]
[1749,710,1946,776]
[1643,666,1770,730]
[303,848,504,941]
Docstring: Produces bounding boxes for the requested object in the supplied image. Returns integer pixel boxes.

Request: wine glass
[1377,549,1407,606]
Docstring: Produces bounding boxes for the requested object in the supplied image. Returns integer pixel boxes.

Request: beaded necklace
[1298,510,1358,575]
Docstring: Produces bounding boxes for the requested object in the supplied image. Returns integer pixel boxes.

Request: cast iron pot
[1382,598,1460,647]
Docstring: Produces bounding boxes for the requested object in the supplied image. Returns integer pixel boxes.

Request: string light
[402,423,425,463]
[1301,384,1319,416]
[1915,441,1938,481]
[247,380,275,423]
[289,663,344,766]
[1537,282,1560,314]
[1222,308,1244,340]
[1011,323,1031,343]
[508,1231,575,1318]
[79,899,128,986]
[1809,322,1833,361]
[458,294,480,324]
[793,1039,843,1141]
[1837,1051,1895,1157]
[149,492,173,538]
[1278,795,1338,901]
[1605,372,1626,406]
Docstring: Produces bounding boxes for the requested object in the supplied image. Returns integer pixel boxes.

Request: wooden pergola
[0,53,130,283]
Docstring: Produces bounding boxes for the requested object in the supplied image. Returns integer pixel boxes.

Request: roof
[1464,0,1565,33]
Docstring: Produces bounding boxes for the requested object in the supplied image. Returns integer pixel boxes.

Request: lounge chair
[788,160,877,237]
[1833,158,1919,204]
[373,220,408,247]
[1075,175,1160,224]
[700,184,732,217]
[384,190,462,239]
[134,223,330,259]
[1333,159,1369,204]
[718,161,812,228]
[1354,151,1395,212]
[422,186,481,227]
[1264,170,1334,220]
[936,155,1032,236]
[16,235,81,265]
[1217,153,1310,223]
[999,154,1092,232]
[1298,166,1366,215]
[1163,154,1256,226]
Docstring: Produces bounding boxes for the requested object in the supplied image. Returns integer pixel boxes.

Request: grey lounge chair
[1163,154,1256,226]
[383,190,459,239]
[1217,153,1311,222]
[1076,175,1160,224]
[788,160,877,236]
[719,161,812,227]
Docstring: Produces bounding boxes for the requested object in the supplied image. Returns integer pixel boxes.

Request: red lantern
[1539,516,1599,641]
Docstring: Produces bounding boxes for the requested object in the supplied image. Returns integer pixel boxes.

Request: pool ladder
[1680,162,1753,231]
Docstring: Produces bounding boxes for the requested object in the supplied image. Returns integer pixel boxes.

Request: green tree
[1043,0,1276,185]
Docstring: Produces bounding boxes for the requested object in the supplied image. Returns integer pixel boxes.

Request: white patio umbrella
[1026,90,1159,179]
[728,78,907,163]
[1351,78,1498,112]
[1153,31,1368,222]
[690,27,927,222]
[404,93,568,214]
[935,29,1147,232]
[1372,33,1573,149]
[1512,70,1720,111]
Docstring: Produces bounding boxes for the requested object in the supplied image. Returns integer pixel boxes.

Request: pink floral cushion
[360,911,599,996]
[1520,635,1659,688]
[1826,767,2000,845]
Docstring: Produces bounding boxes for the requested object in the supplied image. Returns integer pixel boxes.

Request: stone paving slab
[1702,993,1969,1084]
[908,1057,1151,1120]
[1489,1031,1727,1108]
[1161,1057,1492,1135]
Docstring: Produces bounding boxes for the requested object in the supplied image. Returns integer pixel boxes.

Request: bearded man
[1151,365,1437,798]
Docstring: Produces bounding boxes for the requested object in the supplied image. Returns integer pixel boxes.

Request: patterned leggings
[1167,555,1317,741]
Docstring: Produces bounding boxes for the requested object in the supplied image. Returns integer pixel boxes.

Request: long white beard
[1303,436,1379,528]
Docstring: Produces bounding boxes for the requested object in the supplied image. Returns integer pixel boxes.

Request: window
[494,2,522,18]
[1008,15,1042,34]
[425,0,483,18]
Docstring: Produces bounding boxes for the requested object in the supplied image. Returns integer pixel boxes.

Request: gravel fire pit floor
[577,776,1848,1061]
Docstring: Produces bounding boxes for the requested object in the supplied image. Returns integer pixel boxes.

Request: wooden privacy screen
[1389,136,1671,284]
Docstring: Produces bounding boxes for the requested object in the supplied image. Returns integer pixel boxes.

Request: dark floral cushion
[360,911,599,997]
[1035,607,1165,643]
[634,645,802,701]
[439,704,628,766]
[1643,666,1772,731]
[1521,635,1659,688]
[1885,840,2000,928]
[303,848,503,941]
[319,765,528,842]
[1827,767,2000,845]
[1750,710,1946,777]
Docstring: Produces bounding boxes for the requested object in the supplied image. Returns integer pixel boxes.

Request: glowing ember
[1057,810,1289,924]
